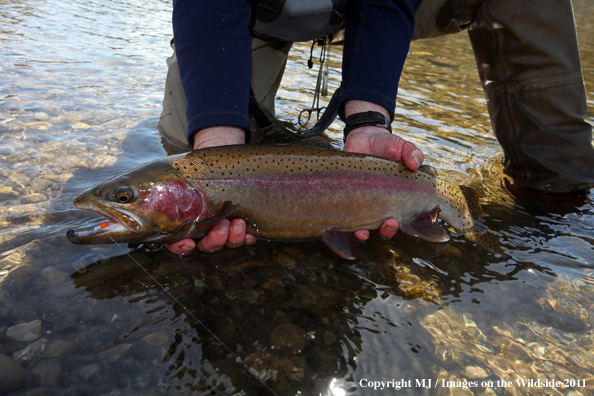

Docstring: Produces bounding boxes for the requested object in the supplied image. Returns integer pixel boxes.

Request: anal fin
[195,201,240,230]
[400,206,450,243]
[321,229,358,260]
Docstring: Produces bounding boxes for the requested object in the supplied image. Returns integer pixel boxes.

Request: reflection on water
[1,0,594,395]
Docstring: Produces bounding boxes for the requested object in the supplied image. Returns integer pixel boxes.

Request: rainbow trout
[67,145,485,259]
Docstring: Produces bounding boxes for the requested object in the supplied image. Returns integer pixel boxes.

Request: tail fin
[458,185,504,255]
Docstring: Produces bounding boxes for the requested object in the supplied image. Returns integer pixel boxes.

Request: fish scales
[163,145,474,240]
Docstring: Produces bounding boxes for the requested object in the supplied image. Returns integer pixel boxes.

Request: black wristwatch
[343,111,392,142]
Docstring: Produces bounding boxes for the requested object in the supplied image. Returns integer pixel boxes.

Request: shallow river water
[1,1,594,395]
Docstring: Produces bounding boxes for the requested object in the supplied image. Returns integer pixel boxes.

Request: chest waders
[411,0,594,192]
[158,0,594,192]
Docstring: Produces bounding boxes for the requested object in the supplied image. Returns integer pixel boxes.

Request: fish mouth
[67,204,152,244]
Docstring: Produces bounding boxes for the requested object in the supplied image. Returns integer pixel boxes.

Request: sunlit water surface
[1,0,594,395]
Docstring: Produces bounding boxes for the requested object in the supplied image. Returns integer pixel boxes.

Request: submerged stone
[13,338,48,361]
[6,320,43,342]
[460,365,489,379]
[0,353,25,393]
[270,323,309,354]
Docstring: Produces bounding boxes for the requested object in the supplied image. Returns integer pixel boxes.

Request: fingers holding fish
[224,218,253,248]
[354,218,399,241]
[354,230,370,241]
[376,218,399,239]
[381,134,424,171]
[165,239,196,255]
[343,127,424,171]
[197,218,255,253]
[196,219,230,252]
[163,218,254,254]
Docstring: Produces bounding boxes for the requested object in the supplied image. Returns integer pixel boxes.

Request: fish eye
[113,186,134,203]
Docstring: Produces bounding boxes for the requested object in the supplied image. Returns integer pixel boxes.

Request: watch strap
[344,111,392,142]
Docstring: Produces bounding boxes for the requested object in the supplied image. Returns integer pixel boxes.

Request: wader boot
[415,0,594,193]
[157,37,292,153]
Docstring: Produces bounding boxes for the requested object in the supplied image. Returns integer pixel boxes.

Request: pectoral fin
[195,201,240,230]
[321,229,358,260]
[400,206,450,243]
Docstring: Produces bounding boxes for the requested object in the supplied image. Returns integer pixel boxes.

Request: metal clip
[298,38,331,127]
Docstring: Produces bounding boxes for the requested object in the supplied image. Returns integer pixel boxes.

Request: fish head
[67,159,205,244]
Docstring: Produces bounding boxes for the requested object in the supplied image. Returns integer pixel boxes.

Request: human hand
[165,126,256,255]
[343,125,424,241]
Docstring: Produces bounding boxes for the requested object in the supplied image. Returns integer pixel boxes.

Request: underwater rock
[90,155,118,169]
[0,353,25,393]
[20,193,47,204]
[225,288,262,304]
[270,323,310,354]
[244,351,299,384]
[38,267,78,297]
[78,363,101,381]
[0,186,19,199]
[459,365,489,379]
[13,338,48,361]
[281,247,306,260]
[275,252,296,267]
[6,120,27,131]
[297,284,341,315]
[323,330,338,346]
[437,245,462,257]
[42,340,73,358]
[27,362,62,387]
[6,319,43,342]
[34,112,49,121]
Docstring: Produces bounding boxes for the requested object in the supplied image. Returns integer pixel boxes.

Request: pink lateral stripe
[214,172,435,195]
